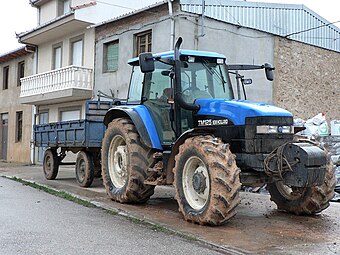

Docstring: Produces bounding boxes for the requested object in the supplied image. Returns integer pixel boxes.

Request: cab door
[142,63,175,145]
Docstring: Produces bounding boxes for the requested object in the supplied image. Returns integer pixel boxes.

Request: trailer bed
[34,100,113,148]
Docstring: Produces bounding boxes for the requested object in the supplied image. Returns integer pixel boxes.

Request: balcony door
[71,39,83,66]
[53,46,62,69]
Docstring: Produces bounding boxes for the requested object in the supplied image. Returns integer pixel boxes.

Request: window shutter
[107,42,119,71]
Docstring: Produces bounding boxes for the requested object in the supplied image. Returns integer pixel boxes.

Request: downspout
[195,0,205,39]
[167,0,175,50]
[30,47,38,165]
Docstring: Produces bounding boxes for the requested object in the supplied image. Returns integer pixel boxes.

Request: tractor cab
[127,50,234,145]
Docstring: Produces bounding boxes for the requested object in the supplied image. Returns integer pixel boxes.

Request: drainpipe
[168,0,175,50]
[30,48,38,165]
[196,0,206,39]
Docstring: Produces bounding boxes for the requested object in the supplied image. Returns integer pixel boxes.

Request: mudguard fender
[103,106,162,150]
[165,127,214,184]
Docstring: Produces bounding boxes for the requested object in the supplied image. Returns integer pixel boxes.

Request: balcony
[20,66,93,105]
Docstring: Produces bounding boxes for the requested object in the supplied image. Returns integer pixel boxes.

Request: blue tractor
[101,38,335,225]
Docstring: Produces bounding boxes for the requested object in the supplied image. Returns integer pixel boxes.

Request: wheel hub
[114,146,127,177]
[192,171,207,194]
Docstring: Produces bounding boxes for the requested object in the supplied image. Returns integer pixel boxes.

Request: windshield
[180,61,234,103]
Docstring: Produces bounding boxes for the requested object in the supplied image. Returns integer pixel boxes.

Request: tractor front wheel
[173,136,241,225]
[101,118,155,203]
[268,159,335,215]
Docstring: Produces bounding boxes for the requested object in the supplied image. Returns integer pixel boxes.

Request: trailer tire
[268,159,336,215]
[93,152,102,178]
[75,151,95,187]
[101,118,155,203]
[173,136,241,226]
[43,149,59,180]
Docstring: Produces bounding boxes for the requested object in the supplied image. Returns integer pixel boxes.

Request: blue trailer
[37,100,113,187]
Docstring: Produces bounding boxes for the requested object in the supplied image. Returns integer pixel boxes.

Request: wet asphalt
[0,177,222,255]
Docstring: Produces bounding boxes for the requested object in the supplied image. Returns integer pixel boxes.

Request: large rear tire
[101,118,155,203]
[173,136,241,225]
[268,159,335,215]
[43,149,59,180]
[75,151,95,187]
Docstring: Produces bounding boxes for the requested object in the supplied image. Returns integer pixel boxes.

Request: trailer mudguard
[103,105,162,150]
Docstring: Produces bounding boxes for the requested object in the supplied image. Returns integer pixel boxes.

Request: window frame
[70,35,84,66]
[103,40,119,72]
[17,61,25,87]
[3,66,9,90]
[15,111,23,143]
[135,30,152,57]
[52,43,63,70]
[58,106,82,122]
[58,0,70,16]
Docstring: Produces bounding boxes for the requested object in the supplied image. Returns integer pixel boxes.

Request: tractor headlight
[256,125,293,134]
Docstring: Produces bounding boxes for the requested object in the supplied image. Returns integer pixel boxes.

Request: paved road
[0,177,221,255]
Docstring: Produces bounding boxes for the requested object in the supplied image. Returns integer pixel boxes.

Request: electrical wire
[95,0,160,15]
[285,20,340,38]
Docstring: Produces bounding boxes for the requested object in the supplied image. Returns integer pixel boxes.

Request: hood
[195,99,293,125]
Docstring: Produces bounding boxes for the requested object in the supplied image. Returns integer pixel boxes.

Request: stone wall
[273,37,340,122]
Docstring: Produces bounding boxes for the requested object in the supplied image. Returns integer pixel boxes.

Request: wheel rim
[182,156,210,210]
[108,135,128,188]
[77,158,86,183]
[276,181,304,200]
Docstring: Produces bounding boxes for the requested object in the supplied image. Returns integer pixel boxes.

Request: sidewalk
[1,162,339,255]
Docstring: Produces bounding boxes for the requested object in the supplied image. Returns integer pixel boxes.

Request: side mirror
[139,53,154,73]
[264,63,275,81]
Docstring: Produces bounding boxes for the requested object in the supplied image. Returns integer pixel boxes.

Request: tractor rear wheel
[173,136,241,225]
[75,151,95,187]
[268,159,335,215]
[101,118,155,203]
[43,149,59,180]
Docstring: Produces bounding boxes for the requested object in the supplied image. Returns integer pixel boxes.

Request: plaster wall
[95,4,275,103]
[0,53,34,163]
[37,27,95,73]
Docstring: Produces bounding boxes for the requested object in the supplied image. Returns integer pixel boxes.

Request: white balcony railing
[20,66,93,97]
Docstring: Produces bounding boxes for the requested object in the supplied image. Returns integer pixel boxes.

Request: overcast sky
[0,0,339,54]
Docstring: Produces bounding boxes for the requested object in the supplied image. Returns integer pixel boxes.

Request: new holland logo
[198,119,229,127]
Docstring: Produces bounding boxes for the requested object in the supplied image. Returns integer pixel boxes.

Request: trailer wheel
[173,136,241,225]
[268,160,336,215]
[101,118,155,203]
[43,149,59,180]
[93,152,102,178]
[75,151,95,187]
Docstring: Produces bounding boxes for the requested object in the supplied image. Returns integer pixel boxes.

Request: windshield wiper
[202,60,226,93]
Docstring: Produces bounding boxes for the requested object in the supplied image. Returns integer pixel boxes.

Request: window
[135,31,152,56]
[104,40,119,72]
[53,44,62,69]
[3,66,9,90]
[127,66,144,103]
[16,111,23,143]
[58,0,70,16]
[63,0,70,14]
[71,39,83,66]
[17,61,25,86]
[60,109,80,121]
